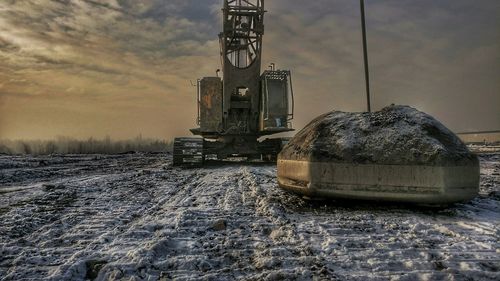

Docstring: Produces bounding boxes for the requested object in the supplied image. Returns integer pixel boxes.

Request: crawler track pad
[173,138,204,168]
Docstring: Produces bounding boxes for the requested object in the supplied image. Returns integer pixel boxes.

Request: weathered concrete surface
[278,105,479,203]
[278,160,479,204]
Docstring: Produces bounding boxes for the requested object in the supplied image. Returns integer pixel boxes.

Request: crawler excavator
[173,0,294,167]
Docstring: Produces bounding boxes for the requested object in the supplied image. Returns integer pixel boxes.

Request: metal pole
[360,0,371,112]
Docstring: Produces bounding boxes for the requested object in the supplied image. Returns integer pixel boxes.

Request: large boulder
[277,105,479,204]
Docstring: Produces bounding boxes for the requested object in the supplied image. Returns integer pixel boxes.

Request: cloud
[0,0,499,140]
[264,0,500,131]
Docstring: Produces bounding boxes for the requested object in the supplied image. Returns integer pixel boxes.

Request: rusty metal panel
[200,77,223,133]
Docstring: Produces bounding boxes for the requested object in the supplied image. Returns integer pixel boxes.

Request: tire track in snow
[0,154,498,280]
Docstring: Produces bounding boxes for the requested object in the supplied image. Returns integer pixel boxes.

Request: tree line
[0,136,172,155]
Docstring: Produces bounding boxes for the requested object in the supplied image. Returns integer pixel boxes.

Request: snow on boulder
[277,105,479,204]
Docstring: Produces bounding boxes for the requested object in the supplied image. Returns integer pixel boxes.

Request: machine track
[173,138,204,168]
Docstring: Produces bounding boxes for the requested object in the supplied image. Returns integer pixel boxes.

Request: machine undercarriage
[173,136,287,167]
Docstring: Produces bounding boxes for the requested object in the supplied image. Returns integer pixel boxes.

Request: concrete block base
[277,159,479,204]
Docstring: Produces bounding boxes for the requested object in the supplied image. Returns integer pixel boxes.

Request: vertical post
[360,0,371,112]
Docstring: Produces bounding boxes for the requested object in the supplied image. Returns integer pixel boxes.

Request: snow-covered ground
[468,145,500,155]
[0,153,498,281]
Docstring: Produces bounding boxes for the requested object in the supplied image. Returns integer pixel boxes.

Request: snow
[280,105,477,166]
[0,153,498,280]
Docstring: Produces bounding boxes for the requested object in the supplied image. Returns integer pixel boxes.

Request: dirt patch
[85,260,108,280]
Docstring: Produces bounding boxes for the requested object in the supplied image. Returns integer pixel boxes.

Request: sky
[0,0,499,140]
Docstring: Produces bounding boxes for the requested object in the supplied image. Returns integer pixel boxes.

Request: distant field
[0,137,172,155]
[468,144,500,154]
[460,132,500,144]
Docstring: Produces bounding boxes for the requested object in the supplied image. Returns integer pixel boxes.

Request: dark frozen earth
[0,152,498,280]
